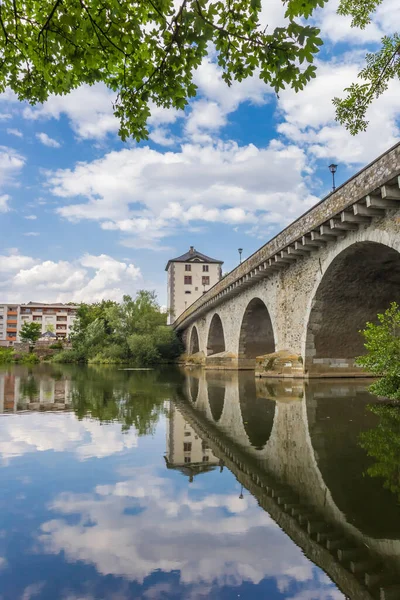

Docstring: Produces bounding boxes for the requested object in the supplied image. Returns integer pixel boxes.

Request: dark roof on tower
[165,246,223,271]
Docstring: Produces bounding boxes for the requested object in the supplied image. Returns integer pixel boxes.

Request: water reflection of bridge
[173,370,400,600]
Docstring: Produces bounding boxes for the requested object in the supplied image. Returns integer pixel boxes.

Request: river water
[0,364,399,600]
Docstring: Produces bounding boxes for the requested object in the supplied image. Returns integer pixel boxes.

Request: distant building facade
[0,303,78,346]
[165,246,223,325]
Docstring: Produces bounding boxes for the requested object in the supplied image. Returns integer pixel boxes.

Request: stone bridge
[174,370,400,599]
[174,143,400,377]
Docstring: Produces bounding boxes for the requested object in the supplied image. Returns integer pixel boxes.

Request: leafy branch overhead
[0,0,397,140]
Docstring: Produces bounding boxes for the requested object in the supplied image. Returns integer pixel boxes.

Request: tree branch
[38,0,62,40]
[0,7,9,44]
[80,0,126,55]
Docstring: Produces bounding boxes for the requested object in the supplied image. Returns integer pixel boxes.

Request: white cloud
[24,84,119,141]
[314,0,400,44]
[24,215,37,220]
[46,141,318,248]
[37,468,342,598]
[0,251,37,272]
[0,146,25,187]
[0,194,10,213]
[36,132,62,148]
[23,232,40,237]
[0,251,141,303]
[6,128,23,138]
[0,413,138,463]
[277,58,400,164]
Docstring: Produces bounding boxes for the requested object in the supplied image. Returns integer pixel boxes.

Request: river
[0,364,399,600]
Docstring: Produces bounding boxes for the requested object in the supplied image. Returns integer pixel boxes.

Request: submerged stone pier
[174,143,400,378]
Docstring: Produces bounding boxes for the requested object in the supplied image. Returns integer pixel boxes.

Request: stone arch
[189,326,200,354]
[189,376,199,403]
[207,380,225,422]
[238,373,275,450]
[207,314,226,356]
[306,385,400,539]
[305,241,400,375]
[238,298,275,359]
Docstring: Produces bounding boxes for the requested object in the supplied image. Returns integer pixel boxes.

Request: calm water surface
[0,365,399,600]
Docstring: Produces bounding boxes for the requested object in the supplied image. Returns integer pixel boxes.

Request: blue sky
[0,0,399,306]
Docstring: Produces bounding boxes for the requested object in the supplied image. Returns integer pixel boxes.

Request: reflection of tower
[165,401,219,481]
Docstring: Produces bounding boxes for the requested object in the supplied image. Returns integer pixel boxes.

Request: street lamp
[329,164,338,192]
[238,248,243,264]
[239,484,244,499]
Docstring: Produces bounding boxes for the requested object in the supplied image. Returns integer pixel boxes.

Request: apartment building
[0,303,78,346]
[166,246,223,325]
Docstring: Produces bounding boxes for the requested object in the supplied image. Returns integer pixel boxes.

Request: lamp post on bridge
[238,248,243,264]
[329,163,338,192]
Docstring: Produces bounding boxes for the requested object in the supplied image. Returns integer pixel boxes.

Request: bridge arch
[207,379,225,422]
[304,241,400,374]
[238,298,275,359]
[189,326,200,354]
[238,373,275,450]
[189,375,199,403]
[207,313,226,356]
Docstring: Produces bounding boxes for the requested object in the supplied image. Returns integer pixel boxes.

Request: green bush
[155,326,183,361]
[128,333,160,366]
[51,349,85,363]
[49,341,64,350]
[357,302,400,400]
[20,352,40,364]
[0,347,14,363]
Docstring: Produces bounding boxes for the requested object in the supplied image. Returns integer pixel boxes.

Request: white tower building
[166,246,223,325]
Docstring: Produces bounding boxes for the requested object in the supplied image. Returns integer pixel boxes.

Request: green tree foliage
[70,365,184,434]
[359,404,400,500]
[19,321,42,344]
[0,0,387,140]
[68,291,182,365]
[357,302,400,400]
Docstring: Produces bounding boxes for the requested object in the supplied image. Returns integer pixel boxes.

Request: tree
[46,323,55,333]
[0,0,393,140]
[359,404,400,501]
[20,321,42,344]
[67,291,182,365]
[357,302,400,401]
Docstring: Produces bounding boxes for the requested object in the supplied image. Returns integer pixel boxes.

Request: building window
[183,442,192,452]
[185,291,191,294]
[184,431,191,437]
[203,265,209,272]
[202,276,210,286]
[185,264,191,271]
[202,441,208,450]
[184,456,191,463]
[184,276,192,285]
[202,456,209,462]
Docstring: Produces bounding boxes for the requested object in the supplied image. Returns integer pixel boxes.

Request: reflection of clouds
[0,414,137,463]
[39,469,341,597]
[287,585,344,600]
[21,582,45,600]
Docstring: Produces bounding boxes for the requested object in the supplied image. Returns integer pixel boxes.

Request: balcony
[7,312,17,317]
[7,320,17,325]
